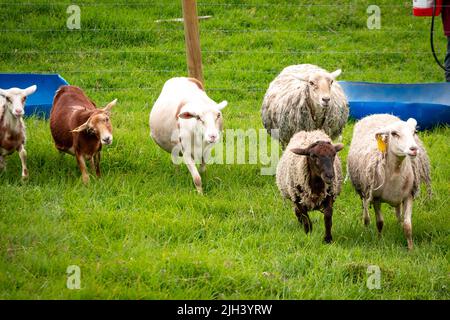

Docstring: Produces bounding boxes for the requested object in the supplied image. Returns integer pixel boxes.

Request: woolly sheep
[261,64,349,148]
[276,130,344,243]
[347,114,432,250]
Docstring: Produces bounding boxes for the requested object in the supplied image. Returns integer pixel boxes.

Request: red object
[413,0,442,16]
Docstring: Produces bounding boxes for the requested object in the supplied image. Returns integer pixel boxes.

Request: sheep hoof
[407,240,414,251]
[324,236,332,244]
[196,186,203,194]
[376,221,384,233]
[364,217,371,226]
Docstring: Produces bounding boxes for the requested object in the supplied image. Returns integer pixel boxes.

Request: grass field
[0,0,449,299]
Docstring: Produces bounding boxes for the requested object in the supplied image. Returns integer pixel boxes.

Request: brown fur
[187,78,204,91]
[50,85,114,184]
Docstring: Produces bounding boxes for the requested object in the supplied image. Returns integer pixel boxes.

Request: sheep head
[295,69,341,108]
[291,140,344,184]
[375,118,418,159]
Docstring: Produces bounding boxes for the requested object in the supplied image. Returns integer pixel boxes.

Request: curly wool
[276,130,343,210]
[347,114,432,201]
[261,64,349,148]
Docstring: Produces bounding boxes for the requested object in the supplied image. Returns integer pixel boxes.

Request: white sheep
[276,130,344,243]
[261,64,349,148]
[149,77,227,194]
[0,85,37,178]
[347,114,432,250]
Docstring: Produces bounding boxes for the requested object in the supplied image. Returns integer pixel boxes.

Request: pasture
[0,0,449,299]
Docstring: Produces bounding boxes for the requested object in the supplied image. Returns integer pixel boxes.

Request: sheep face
[0,85,37,118]
[305,69,341,108]
[72,99,117,145]
[375,118,419,159]
[291,141,344,185]
[178,101,227,144]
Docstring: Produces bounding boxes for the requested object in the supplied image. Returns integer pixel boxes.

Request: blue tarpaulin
[340,81,450,130]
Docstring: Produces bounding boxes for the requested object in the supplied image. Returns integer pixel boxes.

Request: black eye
[309,81,315,86]
[217,113,221,119]
[391,131,399,138]
[6,97,11,103]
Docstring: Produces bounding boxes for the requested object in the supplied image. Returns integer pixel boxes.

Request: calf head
[72,99,117,145]
[0,85,37,118]
[178,100,227,144]
[291,141,344,184]
[375,118,418,158]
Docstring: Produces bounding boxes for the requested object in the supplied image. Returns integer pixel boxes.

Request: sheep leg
[18,145,28,179]
[89,157,95,175]
[362,198,371,226]
[183,153,202,194]
[200,143,214,174]
[94,152,101,177]
[395,204,403,224]
[0,155,5,171]
[323,196,333,243]
[76,153,89,185]
[373,199,384,234]
[402,196,414,250]
[294,203,312,234]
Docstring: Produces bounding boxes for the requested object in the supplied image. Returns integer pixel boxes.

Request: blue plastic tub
[339,81,450,130]
[0,73,69,118]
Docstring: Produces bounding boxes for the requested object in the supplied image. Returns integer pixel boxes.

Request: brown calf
[50,85,117,184]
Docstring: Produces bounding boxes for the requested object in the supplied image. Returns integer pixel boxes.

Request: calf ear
[178,111,197,119]
[330,69,342,79]
[23,85,37,96]
[333,143,344,152]
[217,100,228,110]
[103,98,117,114]
[290,148,309,156]
[71,120,90,133]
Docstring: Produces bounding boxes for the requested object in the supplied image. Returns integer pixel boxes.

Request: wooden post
[182,0,204,84]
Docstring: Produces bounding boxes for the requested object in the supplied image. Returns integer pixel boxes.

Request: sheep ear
[330,69,342,79]
[217,100,228,110]
[23,85,37,96]
[178,111,197,119]
[375,132,388,153]
[333,143,344,152]
[290,148,309,156]
[406,118,417,130]
[71,121,90,133]
[103,98,117,114]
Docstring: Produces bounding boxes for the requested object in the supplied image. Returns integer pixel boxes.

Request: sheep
[347,114,432,250]
[261,64,349,148]
[0,85,37,179]
[149,77,227,194]
[50,85,117,184]
[276,130,344,243]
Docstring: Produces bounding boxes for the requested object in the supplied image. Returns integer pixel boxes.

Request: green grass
[0,0,449,299]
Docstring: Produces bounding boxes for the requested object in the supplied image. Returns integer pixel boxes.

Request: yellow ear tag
[376,135,386,153]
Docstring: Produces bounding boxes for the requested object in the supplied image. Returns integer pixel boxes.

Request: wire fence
[0,1,447,93]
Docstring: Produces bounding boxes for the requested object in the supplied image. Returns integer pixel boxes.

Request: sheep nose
[409,146,418,156]
[322,97,331,103]
[207,134,217,143]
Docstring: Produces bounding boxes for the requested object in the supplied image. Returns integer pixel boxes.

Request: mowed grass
[0,0,449,299]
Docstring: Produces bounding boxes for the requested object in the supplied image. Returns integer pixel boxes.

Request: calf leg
[294,203,312,234]
[373,199,384,233]
[18,145,28,179]
[183,152,202,194]
[402,196,414,250]
[94,152,101,177]
[323,196,334,243]
[76,153,89,185]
